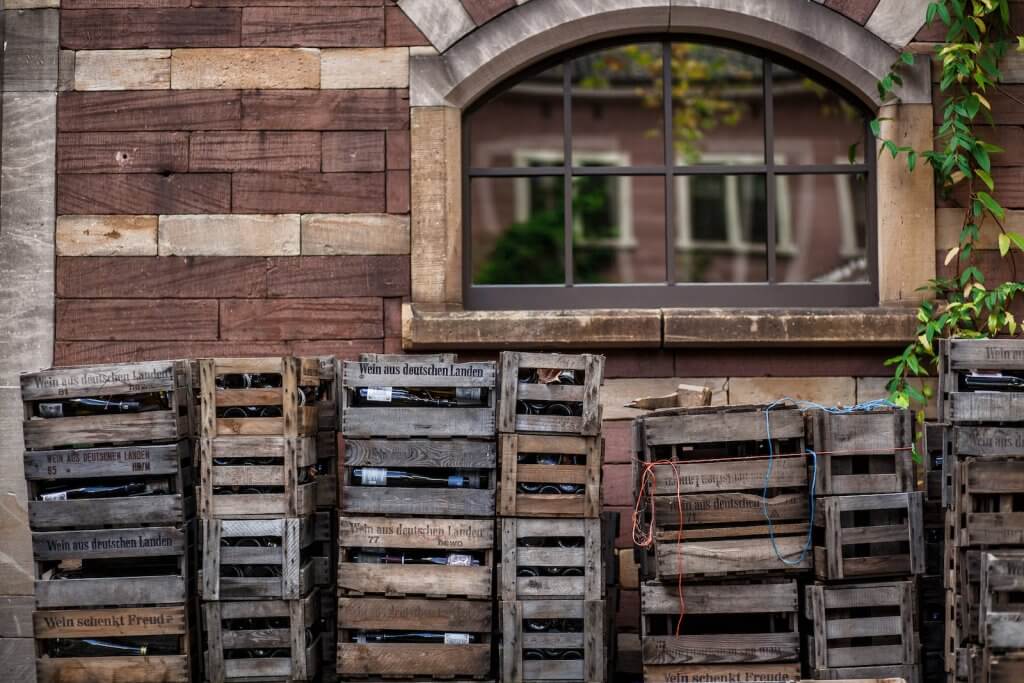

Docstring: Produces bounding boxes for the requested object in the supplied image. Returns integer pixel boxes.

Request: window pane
[573,175,666,283]
[470,176,565,285]
[571,43,664,167]
[776,173,869,283]
[675,174,768,282]
[671,43,765,166]
[773,64,867,166]
[467,63,565,169]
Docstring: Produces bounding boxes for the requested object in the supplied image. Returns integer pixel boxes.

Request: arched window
[464,37,876,309]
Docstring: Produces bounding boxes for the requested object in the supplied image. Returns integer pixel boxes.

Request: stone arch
[401,0,931,111]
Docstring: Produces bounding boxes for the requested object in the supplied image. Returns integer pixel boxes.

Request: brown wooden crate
[461,0,515,24]
[500,519,602,603]
[57,299,219,341]
[266,255,409,298]
[220,298,383,341]
[201,517,317,599]
[952,456,1024,546]
[498,434,602,519]
[58,173,231,215]
[57,132,189,174]
[37,655,190,683]
[640,581,799,668]
[337,516,494,599]
[60,8,241,49]
[498,352,605,436]
[57,256,268,299]
[59,90,241,131]
[385,5,429,47]
[241,89,408,131]
[981,551,1024,651]
[809,408,916,496]
[341,438,496,517]
[322,131,385,172]
[814,492,926,581]
[241,6,383,46]
[190,131,320,173]
[204,590,320,682]
[502,599,605,683]
[231,172,384,214]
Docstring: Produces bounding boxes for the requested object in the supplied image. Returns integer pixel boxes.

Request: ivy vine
[881,0,1024,444]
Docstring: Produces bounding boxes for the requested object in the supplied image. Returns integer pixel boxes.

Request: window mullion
[663,40,675,284]
[764,59,778,284]
[563,64,574,287]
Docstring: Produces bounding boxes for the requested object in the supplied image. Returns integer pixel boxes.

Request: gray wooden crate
[940,338,1024,424]
[500,599,605,683]
[25,439,194,531]
[981,550,1024,651]
[813,492,925,581]
[201,517,323,601]
[338,596,492,678]
[498,352,604,437]
[806,580,919,683]
[640,580,800,682]
[21,360,193,450]
[204,590,321,683]
[951,456,1024,547]
[337,515,494,600]
[34,601,194,683]
[498,434,601,518]
[341,359,497,438]
[808,408,915,495]
[500,519,603,603]
[341,438,496,517]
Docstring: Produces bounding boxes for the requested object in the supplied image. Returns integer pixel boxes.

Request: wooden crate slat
[641,663,800,683]
[36,575,186,609]
[342,486,496,517]
[23,412,186,450]
[36,655,189,683]
[810,408,915,496]
[502,599,605,683]
[343,439,496,468]
[640,580,798,615]
[21,361,185,401]
[343,407,496,439]
[29,494,187,530]
[641,406,804,446]
[23,441,186,480]
[337,596,492,632]
[954,426,1024,457]
[642,633,799,665]
[500,519,601,602]
[33,526,185,561]
[32,605,187,638]
[947,338,1024,369]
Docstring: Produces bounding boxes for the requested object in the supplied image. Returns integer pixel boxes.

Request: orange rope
[630,444,916,636]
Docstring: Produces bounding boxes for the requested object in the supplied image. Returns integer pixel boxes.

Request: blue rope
[762,397,896,565]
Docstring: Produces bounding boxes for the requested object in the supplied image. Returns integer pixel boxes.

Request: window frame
[462,35,879,310]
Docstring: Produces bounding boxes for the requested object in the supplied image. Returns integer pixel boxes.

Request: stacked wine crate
[921,421,949,683]
[633,404,810,683]
[198,357,332,683]
[496,351,607,683]
[940,339,1024,683]
[21,361,197,683]
[337,353,498,681]
[313,359,339,682]
[807,407,923,683]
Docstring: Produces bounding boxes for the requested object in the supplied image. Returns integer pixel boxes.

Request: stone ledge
[402,304,663,349]
[662,308,918,347]
[403,305,918,349]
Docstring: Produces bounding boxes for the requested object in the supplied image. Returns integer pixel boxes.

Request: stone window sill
[402,304,918,349]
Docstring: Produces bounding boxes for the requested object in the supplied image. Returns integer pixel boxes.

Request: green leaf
[908,150,918,172]
[927,3,939,24]
[901,51,916,65]
[848,143,859,165]
[870,119,882,137]
[976,168,994,190]
[974,144,992,172]
[937,2,951,24]
[1008,232,1024,252]
[978,191,1006,220]
[1000,232,1011,256]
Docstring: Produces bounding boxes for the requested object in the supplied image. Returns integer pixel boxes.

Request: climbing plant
[882,0,1024,432]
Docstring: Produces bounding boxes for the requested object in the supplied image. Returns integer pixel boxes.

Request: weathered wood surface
[955,426,1024,456]
[654,533,812,578]
[58,91,242,131]
[21,360,183,400]
[498,433,601,518]
[498,351,604,436]
[956,458,1024,545]
[641,404,804,446]
[947,338,1024,369]
[982,551,1024,650]
[29,495,186,530]
[4,10,59,92]
[36,655,188,683]
[342,486,495,517]
[35,575,185,608]
[502,599,605,683]
[642,663,802,683]
[33,605,186,638]
[338,596,491,632]
[811,408,915,495]
[950,392,1024,423]
[24,441,185,479]
[344,438,495,467]
[33,526,185,560]
[500,518,601,602]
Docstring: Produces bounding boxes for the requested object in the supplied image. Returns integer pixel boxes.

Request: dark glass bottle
[353,468,482,489]
[50,637,177,657]
[39,482,149,501]
[36,393,168,418]
[353,631,475,644]
[351,550,481,566]
[960,372,1024,392]
[355,387,485,408]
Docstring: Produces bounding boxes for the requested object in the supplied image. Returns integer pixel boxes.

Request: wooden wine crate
[813,492,925,581]
[337,515,494,600]
[988,651,1024,683]
[981,550,1024,651]
[341,358,497,438]
[499,519,603,602]
[21,360,192,451]
[939,338,1024,425]
[500,599,605,683]
[33,603,194,683]
[341,438,496,517]
[337,596,492,678]
[640,580,800,679]
[204,590,321,683]
[33,519,195,611]
[808,408,915,495]
[498,434,601,518]
[498,352,604,437]
[806,580,919,683]
[24,439,193,531]
[922,422,948,505]
[634,404,811,580]
[951,456,1024,546]
[201,517,327,601]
